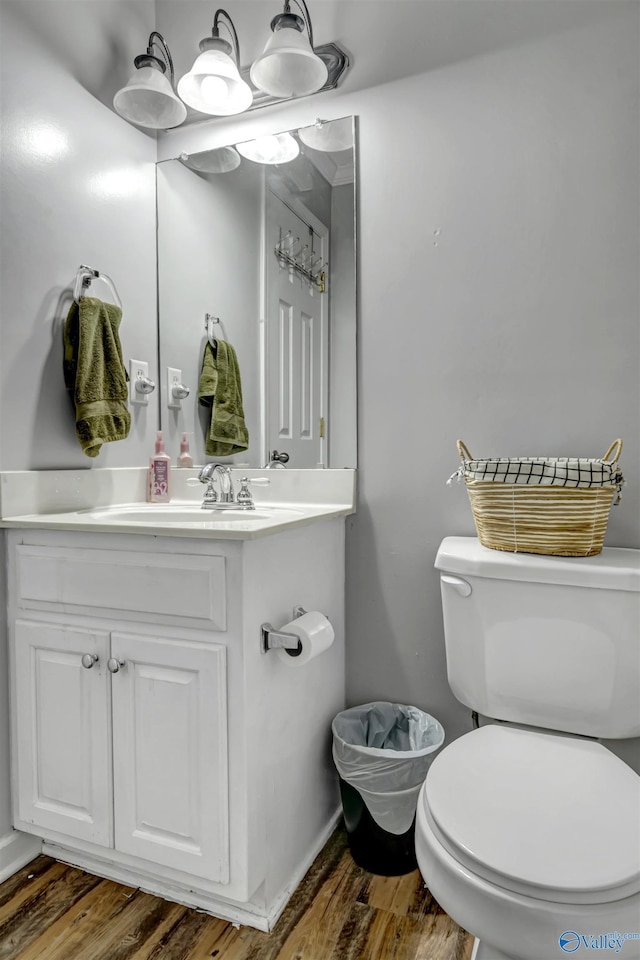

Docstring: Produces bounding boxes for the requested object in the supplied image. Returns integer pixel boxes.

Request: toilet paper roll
[277,611,335,666]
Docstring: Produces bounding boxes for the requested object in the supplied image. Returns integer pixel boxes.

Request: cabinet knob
[107,658,125,674]
[81,654,99,669]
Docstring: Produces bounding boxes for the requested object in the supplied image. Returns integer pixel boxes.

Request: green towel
[198,339,249,457]
[63,296,131,458]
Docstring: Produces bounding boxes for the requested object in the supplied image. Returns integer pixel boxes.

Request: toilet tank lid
[435,537,640,592]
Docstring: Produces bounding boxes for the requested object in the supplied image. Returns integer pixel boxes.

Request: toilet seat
[422,724,640,905]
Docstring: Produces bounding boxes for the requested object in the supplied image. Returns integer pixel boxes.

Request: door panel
[267,191,328,467]
[111,633,229,883]
[13,620,112,846]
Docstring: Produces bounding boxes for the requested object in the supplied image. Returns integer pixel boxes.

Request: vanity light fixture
[177,9,253,116]
[236,132,300,165]
[250,0,328,99]
[113,32,187,130]
[113,4,349,130]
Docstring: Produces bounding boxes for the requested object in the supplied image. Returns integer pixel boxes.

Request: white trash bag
[332,702,445,836]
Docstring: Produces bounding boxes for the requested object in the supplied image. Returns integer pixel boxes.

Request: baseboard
[0,829,42,883]
[41,842,272,931]
[42,809,342,932]
[264,806,342,931]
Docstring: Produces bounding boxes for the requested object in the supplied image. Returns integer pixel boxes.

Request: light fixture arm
[211,9,242,66]
[133,31,177,87]
[283,0,315,48]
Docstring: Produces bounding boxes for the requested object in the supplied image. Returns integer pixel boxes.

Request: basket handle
[457,440,474,462]
[602,438,623,464]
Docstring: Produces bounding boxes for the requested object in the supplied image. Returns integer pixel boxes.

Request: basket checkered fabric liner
[449,457,625,495]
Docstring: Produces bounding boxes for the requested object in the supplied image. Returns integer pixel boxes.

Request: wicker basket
[454,439,624,557]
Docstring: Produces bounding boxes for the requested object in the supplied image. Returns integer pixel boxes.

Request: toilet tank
[435,537,640,739]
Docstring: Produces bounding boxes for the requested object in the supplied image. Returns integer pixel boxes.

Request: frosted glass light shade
[236,133,300,165]
[177,49,253,115]
[113,66,187,129]
[250,25,328,98]
[180,147,241,174]
[298,117,354,152]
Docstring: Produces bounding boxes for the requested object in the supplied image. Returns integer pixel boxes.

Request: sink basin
[83,504,298,524]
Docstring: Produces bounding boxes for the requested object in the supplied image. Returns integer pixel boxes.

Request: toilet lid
[423,724,640,904]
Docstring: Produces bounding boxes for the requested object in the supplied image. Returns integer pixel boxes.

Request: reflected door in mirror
[266,192,328,468]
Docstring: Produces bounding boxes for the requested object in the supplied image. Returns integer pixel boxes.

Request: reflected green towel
[198,340,249,457]
[63,296,131,458]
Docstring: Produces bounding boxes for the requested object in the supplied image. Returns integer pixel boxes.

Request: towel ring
[205,313,228,344]
[74,265,122,309]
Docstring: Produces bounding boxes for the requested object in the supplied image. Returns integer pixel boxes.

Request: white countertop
[0,501,353,540]
[0,468,356,540]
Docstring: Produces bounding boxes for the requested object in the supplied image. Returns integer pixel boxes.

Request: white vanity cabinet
[13,620,228,882]
[5,519,346,930]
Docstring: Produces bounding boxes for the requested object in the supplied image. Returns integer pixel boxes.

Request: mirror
[157,116,357,468]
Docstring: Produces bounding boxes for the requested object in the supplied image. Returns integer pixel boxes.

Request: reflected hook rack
[274,232,326,293]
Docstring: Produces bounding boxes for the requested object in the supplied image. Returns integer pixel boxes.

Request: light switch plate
[167,367,183,408]
[130,359,150,405]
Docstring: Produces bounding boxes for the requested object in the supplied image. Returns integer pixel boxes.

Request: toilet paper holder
[260,605,307,655]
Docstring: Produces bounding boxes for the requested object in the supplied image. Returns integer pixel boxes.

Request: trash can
[332,701,445,876]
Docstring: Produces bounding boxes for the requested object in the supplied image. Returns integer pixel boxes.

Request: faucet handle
[203,480,218,504]
[236,478,252,505]
[236,477,270,506]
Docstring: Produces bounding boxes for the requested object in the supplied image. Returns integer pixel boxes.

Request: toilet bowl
[416,538,640,960]
[415,724,640,960]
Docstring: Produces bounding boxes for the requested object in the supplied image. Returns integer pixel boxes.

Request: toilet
[415,537,640,960]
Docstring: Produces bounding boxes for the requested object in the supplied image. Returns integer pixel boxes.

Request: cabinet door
[13,620,112,846]
[110,633,229,883]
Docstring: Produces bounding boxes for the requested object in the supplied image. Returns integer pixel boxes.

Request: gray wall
[0,0,158,471]
[347,9,639,741]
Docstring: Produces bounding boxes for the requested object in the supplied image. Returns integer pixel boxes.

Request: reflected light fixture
[250,0,328,99]
[236,133,300,165]
[179,147,241,174]
[113,32,186,130]
[298,117,354,152]
[177,9,253,116]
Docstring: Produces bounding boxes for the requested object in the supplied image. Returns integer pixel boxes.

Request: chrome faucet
[197,466,270,511]
[198,463,235,507]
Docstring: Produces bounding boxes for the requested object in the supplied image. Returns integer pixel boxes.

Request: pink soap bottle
[148,431,171,503]
[177,433,193,468]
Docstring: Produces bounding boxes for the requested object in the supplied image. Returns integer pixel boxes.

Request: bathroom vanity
[1,468,355,930]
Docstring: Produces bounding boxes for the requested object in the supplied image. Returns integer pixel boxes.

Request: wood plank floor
[0,828,473,960]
